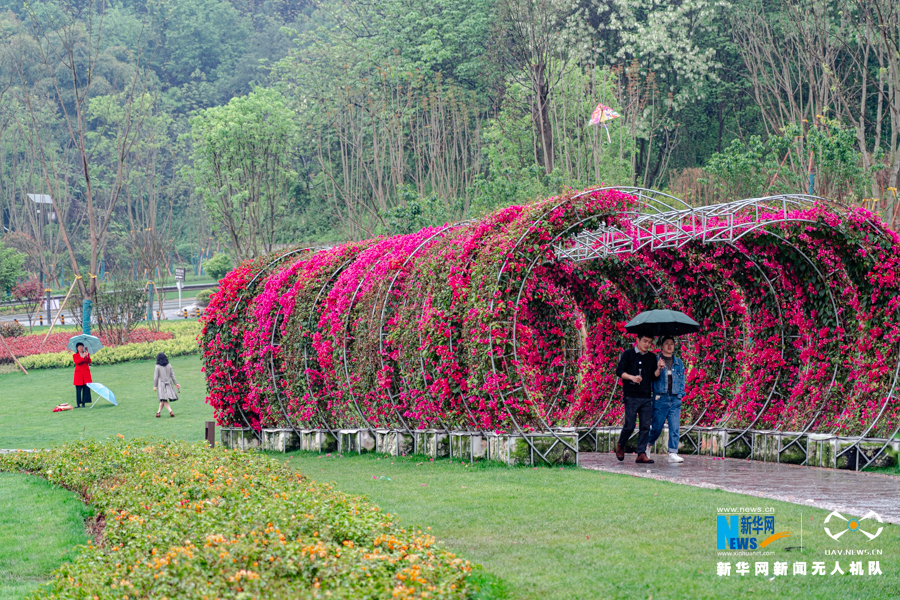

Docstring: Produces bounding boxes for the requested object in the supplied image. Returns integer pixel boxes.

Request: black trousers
[75,385,91,407]
[618,396,652,454]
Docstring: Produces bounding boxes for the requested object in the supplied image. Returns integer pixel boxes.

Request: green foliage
[187,88,298,259]
[203,253,232,281]
[194,287,218,307]
[0,439,474,599]
[471,75,634,215]
[703,118,882,202]
[702,136,786,200]
[0,241,26,295]
[18,322,200,370]
[381,186,461,235]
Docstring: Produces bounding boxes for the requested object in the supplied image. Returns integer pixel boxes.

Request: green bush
[203,253,232,281]
[0,320,25,338]
[18,322,200,370]
[194,288,218,308]
[0,439,473,599]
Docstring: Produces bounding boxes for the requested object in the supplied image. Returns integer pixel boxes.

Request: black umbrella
[624,309,700,337]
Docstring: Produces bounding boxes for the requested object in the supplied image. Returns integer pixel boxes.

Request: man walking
[615,334,662,464]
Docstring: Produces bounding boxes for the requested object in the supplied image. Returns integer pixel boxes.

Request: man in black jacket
[615,334,664,464]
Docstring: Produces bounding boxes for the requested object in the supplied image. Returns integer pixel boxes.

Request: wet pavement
[579,452,900,524]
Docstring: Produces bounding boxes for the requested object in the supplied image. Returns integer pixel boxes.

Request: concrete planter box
[723,430,752,459]
[751,431,776,462]
[699,429,725,456]
[262,428,301,453]
[595,427,619,454]
[807,434,835,468]
[417,430,449,458]
[220,427,260,450]
[680,428,700,455]
[338,429,376,454]
[302,430,337,453]
[505,434,577,466]
[778,433,807,465]
[450,433,486,461]
[836,438,899,470]
[376,430,415,456]
[577,429,599,453]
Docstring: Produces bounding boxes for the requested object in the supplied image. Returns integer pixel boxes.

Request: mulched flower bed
[1,328,174,360]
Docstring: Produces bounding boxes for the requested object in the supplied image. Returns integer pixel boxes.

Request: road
[0,295,202,325]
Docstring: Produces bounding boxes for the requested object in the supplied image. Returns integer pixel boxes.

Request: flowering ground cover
[0,439,474,599]
[201,188,900,440]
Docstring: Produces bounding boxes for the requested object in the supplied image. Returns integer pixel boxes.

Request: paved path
[580,452,900,525]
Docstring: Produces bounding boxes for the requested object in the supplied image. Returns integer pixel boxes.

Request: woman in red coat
[73,342,92,408]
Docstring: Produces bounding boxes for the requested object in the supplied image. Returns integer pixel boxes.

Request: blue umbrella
[67,334,103,354]
[86,383,117,407]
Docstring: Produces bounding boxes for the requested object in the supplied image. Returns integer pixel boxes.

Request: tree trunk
[532,63,554,174]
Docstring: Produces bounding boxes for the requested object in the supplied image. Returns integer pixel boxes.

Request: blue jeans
[649,394,682,452]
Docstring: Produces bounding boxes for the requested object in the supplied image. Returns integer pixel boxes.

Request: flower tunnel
[201,187,900,463]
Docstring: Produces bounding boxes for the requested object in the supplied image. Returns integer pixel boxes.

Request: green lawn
[0,354,214,449]
[0,473,93,600]
[1,356,897,599]
[283,452,899,600]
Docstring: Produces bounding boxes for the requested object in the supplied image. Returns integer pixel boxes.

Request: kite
[590,102,620,143]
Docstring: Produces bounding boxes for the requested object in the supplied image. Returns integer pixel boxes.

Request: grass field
[0,473,92,600]
[0,354,214,449]
[1,355,897,599]
[283,452,899,600]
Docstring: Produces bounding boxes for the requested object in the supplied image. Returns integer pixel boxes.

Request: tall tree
[187,87,298,260]
[7,0,155,320]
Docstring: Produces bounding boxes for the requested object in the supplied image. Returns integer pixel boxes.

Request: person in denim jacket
[648,336,686,463]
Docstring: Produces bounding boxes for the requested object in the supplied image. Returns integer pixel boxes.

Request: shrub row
[17,322,200,370]
[0,438,472,599]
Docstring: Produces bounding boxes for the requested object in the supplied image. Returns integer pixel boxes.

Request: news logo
[717,510,791,550]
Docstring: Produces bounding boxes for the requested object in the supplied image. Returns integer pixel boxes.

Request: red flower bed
[2,328,173,359]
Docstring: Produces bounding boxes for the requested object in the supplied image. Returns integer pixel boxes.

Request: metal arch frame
[554,194,827,262]
[549,199,789,448]
[302,253,362,435]
[709,246,787,448]
[225,247,314,440]
[411,230,497,433]
[757,232,842,440]
[339,251,395,430]
[555,191,900,469]
[565,264,650,440]
[210,189,900,470]
[376,223,471,440]
[737,211,900,468]
[485,187,690,464]
[613,248,732,448]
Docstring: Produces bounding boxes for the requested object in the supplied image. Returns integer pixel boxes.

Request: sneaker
[668,453,684,463]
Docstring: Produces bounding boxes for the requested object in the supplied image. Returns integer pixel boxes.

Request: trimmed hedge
[0,438,473,599]
[18,322,200,370]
